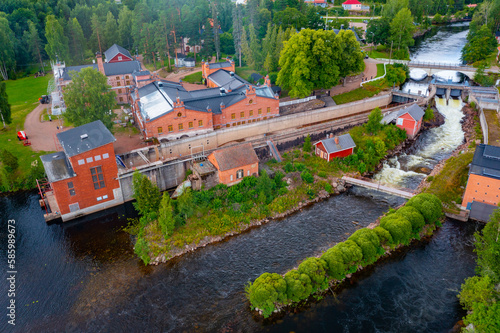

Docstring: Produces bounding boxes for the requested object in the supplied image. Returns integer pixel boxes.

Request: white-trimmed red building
[342,0,362,10]
[314,133,356,161]
[104,44,133,63]
[304,0,327,7]
[395,104,425,139]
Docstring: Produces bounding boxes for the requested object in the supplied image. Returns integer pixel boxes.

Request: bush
[284,162,295,173]
[303,135,312,152]
[395,206,425,235]
[459,275,494,310]
[331,240,363,273]
[134,236,150,265]
[426,176,434,182]
[246,272,287,318]
[348,228,383,265]
[374,226,393,246]
[295,163,306,172]
[321,248,347,280]
[298,257,329,292]
[405,193,443,225]
[379,214,412,245]
[318,171,327,178]
[301,170,314,184]
[0,149,18,173]
[284,269,313,302]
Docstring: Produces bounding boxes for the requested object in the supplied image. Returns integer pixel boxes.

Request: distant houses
[304,0,327,8]
[314,133,356,161]
[462,144,500,222]
[342,0,362,10]
[175,53,196,68]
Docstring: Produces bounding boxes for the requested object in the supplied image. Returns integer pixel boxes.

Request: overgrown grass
[0,75,51,192]
[182,71,203,84]
[424,151,474,213]
[376,63,385,77]
[368,45,410,60]
[332,87,379,104]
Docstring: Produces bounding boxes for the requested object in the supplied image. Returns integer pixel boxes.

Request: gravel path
[24,103,68,152]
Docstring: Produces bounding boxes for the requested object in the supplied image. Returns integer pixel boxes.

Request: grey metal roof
[40,152,75,183]
[469,201,498,222]
[315,133,356,154]
[132,70,150,77]
[103,61,141,76]
[333,28,362,42]
[183,93,246,114]
[207,69,248,91]
[104,44,132,62]
[470,144,500,178]
[56,120,116,158]
[255,86,276,99]
[250,73,263,81]
[398,103,425,121]
[208,61,232,69]
[61,64,98,80]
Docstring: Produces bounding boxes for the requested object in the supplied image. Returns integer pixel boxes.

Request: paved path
[342,176,415,199]
[24,103,68,152]
[329,58,380,96]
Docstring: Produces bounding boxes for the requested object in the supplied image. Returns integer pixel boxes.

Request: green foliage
[459,275,495,310]
[134,235,150,265]
[331,240,363,273]
[374,226,393,246]
[385,64,408,87]
[158,193,175,238]
[298,257,329,292]
[423,106,434,122]
[44,15,69,62]
[0,81,11,125]
[463,302,500,331]
[63,67,117,130]
[0,149,18,173]
[132,171,161,218]
[474,209,500,283]
[348,228,383,265]
[395,206,425,235]
[405,193,443,225]
[365,108,383,135]
[300,170,314,184]
[303,135,312,152]
[474,64,497,87]
[284,269,313,302]
[389,8,415,52]
[462,25,498,64]
[379,213,412,245]
[246,272,287,318]
[321,248,347,280]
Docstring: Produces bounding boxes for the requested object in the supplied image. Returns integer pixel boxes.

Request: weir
[341,176,415,199]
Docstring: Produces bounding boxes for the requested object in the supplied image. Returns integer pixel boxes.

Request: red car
[17,131,28,140]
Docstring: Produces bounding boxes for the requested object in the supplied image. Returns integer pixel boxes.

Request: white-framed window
[397,118,404,126]
[103,195,108,199]
[230,175,233,181]
[103,153,110,159]
[118,56,122,61]
[236,169,244,179]
[95,155,101,161]
[97,196,102,201]
[78,159,85,165]
[247,170,250,176]
[86,157,93,163]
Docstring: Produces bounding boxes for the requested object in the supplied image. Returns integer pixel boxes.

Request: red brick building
[131,75,279,140]
[40,120,123,221]
[314,133,356,161]
[202,60,236,84]
[207,143,259,186]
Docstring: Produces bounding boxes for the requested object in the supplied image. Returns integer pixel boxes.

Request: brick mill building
[55,44,148,104]
[130,64,279,141]
[462,144,500,222]
[207,143,259,186]
[40,120,123,221]
[314,133,356,161]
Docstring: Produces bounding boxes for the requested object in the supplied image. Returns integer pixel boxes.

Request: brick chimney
[334,136,339,144]
[264,75,271,87]
[96,52,105,75]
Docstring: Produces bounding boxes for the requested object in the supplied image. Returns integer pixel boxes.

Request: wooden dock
[43,191,61,222]
[342,176,415,199]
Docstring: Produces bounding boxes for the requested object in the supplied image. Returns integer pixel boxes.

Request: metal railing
[360,63,387,87]
[279,95,317,107]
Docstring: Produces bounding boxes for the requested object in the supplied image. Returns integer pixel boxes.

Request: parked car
[39,95,50,104]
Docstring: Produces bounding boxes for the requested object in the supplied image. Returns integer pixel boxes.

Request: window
[103,153,109,159]
[118,56,122,61]
[90,166,105,189]
[240,111,245,118]
[247,170,250,176]
[94,155,101,161]
[119,97,123,102]
[258,109,262,115]
[236,169,244,179]
[69,203,80,212]
[189,121,193,129]
[230,174,233,181]
[168,125,173,132]
[231,113,236,120]
[179,123,183,130]
[118,89,122,94]
[267,107,271,113]
[397,118,404,125]
[126,81,130,85]
[249,110,253,116]
[86,157,93,163]
[115,76,120,80]
[158,127,163,134]
[68,182,75,196]
[125,75,129,79]
[198,120,203,127]
[78,159,85,165]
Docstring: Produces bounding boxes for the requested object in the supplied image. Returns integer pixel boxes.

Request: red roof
[467,4,477,7]
[343,0,361,4]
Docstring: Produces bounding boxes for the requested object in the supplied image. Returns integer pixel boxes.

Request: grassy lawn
[235,66,259,81]
[484,110,500,146]
[182,71,202,84]
[424,151,474,213]
[368,45,410,60]
[376,63,385,77]
[332,78,389,104]
[0,75,51,192]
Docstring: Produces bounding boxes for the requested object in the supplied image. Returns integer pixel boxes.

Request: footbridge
[376,59,477,78]
[342,176,415,199]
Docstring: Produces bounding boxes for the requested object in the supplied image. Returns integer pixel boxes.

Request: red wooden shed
[395,104,425,139]
[314,133,356,162]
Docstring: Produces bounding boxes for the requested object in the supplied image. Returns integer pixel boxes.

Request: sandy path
[24,103,69,152]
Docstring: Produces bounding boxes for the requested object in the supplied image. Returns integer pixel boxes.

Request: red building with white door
[314,133,356,161]
[394,104,425,139]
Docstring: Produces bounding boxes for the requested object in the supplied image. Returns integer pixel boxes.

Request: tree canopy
[63,67,116,130]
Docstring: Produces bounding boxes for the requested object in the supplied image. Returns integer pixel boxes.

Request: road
[24,103,67,152]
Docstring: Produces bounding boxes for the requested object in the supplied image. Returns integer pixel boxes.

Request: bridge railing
[375,58,475,70]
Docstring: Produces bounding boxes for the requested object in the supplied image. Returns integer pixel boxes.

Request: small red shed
[314,133,356,162]
[395,104,425,139]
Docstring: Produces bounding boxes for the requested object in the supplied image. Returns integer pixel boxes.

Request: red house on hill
[314,133,356,161]
[40,120,123,221]
[104,44,133,63]
[394,104,425,139]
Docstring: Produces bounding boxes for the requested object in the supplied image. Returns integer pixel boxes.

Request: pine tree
[23,20,45,73]
[248,24,262,67]
[241,27,253,67]
[0,81,11,127]
[232,5,243,66]
[104,12,119,51]
[66,18,86,64]
[201,19,215,59]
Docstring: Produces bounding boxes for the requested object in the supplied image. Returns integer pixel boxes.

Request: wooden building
[314,133,356,161]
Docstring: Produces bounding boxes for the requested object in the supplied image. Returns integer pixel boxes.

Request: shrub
[295,163,306,172]
[405,193,443,225]
[348,228,383,265]
[0,149,18,173]
[246,272,287,318]
[301,170,314,184]
[298,257,329,292]
[374,226,393,246]
[321,248,347,280]
[303,135,312,152]
[134,236,150,265]
[459,275,494,310]
[395,206,425,235]
[379,214,412,245]
[318,171,327,178]
[284,269,313,302]
[284,162,295,173]
[331,240,363,273]
[426,176,434,182]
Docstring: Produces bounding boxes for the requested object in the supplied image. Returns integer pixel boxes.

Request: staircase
[267,140,282,162]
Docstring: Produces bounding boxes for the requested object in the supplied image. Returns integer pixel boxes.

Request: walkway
[342,176,415,199]
[24,103,67,152]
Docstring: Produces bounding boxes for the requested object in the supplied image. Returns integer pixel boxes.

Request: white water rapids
[373,97,464,189]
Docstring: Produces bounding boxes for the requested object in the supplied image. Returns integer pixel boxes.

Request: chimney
[265,75,271,87]
[230,71,234,77]
[96,52,105,75]
[334,136,339,144]
[220,87,226,96]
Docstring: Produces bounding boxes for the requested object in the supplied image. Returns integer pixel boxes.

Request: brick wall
[462,174,500,208]
[52,143,119,215]
[207,154,258,186]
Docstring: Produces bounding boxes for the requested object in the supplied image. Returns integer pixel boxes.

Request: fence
[360,63,387,87]
[279,95,317,107]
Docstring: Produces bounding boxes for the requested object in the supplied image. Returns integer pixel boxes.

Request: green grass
[332,87,379,104]
[182,71,203,84]
[235,66,260,81]
[376,63,385,77]
[368,45,410,60]
[1,75,51,192]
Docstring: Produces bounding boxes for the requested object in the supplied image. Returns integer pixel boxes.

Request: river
[0,22,479,333]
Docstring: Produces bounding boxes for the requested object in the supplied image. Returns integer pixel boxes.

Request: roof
[470,144,500,178]
[207,69,249,91]
[398,103,425,122]
[132,70,150,77]
[210,143,259,171]
[495,31,500,37]
[343,0,361,4]
[56,120,116,158]
[104,44,132,61]
[467,4,477,7]
[185,57,195,62]
[314,133,356,154]
[103,60,142,76]
[40,152,75,183]
[469,201,497,222]
[61,64,98,80]
[208,61,232,69]
[333,28,362,42]
[250,73,263,81]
